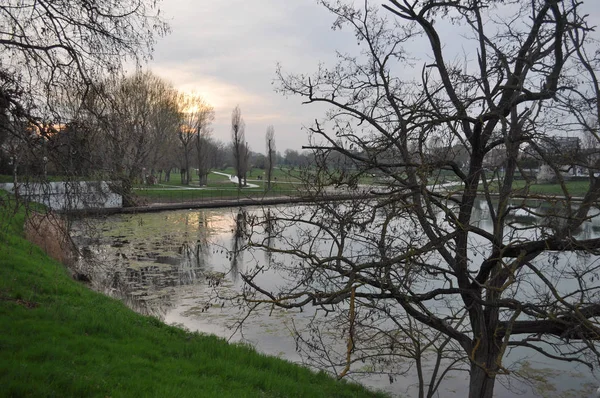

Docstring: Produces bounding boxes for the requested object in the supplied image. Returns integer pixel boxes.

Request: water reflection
[229,208,247,283]
[71,210,225,318]
[263,208,274,266]
[71,203,600,398]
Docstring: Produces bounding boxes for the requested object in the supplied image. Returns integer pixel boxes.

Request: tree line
[0,69,315,201]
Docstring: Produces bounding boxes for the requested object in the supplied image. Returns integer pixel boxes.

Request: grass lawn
[513,180,591,197]
[0,202,386,398]
[150,167,302,187]
[134,169,303,203]
[479,180,592,197]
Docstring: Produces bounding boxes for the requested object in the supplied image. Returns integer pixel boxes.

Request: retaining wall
[0,181,122,210]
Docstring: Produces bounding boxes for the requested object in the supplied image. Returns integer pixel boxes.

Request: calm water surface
[71,205,600,397]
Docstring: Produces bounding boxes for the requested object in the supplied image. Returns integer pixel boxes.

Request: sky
[147,0,600,154]
[149,0,350,153]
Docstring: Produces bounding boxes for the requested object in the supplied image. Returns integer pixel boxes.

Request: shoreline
[61,189,591,216]
[62,193,377,215]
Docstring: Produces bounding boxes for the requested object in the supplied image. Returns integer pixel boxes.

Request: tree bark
[469,363,496,398]
[468,337,500,398]
[183,150,190,185]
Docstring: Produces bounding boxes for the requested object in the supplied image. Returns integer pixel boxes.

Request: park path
[134,171,261,190]
[211,171,260,188]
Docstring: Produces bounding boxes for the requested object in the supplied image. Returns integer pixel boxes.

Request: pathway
[211,171,260,188]
[133,172,261,191]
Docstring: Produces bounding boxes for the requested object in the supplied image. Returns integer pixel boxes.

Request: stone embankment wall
[0,181,122,211]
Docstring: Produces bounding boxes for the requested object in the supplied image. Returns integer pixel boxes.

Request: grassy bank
[0,205,385,397]
[512,180,591,197]
[475,180,592,197]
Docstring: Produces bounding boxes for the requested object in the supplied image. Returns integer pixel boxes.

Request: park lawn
[0,202,386,398]
[483,180,592,197]
[439,179,593,198]
[139,169,301,189]
[216,167,303,183]
[514,180,591,197]
[134,171,229,187]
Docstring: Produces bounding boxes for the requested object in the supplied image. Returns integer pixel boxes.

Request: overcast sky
[148,0,347,153]
[148,0,600,154]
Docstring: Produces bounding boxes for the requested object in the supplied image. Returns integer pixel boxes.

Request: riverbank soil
[24,211,74,267]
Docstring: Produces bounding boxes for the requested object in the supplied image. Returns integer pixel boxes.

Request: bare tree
[0,0,167,179]
[240,1,600,398]
[148,96,181,183]
[265,125,276,191]
[177,93,209,185]
[177,93,215,186]
[208,139,229,170]
[231,105,246,189]
[242,141,251,186]
[81,71,180,197]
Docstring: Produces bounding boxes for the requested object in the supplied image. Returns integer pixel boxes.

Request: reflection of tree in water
[178,241,207,284]
[74,211,212,319]
[229,208,248,282]
[263,209,274,266]
[178,210,210,285]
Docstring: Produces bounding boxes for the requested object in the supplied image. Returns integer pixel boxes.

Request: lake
[70,203,600,397]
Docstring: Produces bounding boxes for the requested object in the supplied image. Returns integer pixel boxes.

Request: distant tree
[46,121,93,176]
[177,93,213,185]
[242,141,251,186]
[275,151,285,168]
[79,71,180,202]
[209,139,230,170]
[178,93,214,186]
[574,120,600,178]
[283,149,311,169]
[147,89,181,183]
[283,149,299,168]
[253,153,267,170]
[265,126,276,191]
[83,74,180,187]
[231,106,246,189]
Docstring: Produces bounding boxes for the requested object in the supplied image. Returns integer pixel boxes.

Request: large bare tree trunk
[469,364,496,398]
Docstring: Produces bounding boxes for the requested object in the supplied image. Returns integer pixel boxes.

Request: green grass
[134,169,303,203]
[514,180,591,197]
[0,203,386,398]
[150,168,302,187]
[213,167,302,183]
[478,180,592,197]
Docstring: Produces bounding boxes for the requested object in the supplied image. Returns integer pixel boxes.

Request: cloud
[151,64,260,108]
[149,0,600,152]
[148,0,347,151]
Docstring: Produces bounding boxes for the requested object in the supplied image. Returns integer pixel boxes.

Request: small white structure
[0,181,122,211]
